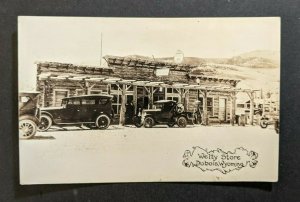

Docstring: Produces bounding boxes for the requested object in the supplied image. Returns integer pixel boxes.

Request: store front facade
[36,55,242,125]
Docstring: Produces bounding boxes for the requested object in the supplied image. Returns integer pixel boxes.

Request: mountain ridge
[126,49,279,69]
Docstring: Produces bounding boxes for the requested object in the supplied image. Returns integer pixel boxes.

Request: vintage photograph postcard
[18,17,280,184]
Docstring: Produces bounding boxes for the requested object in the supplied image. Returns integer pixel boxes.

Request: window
[54,90,69,107]
[154,103,163,109]
[126,95,133,103]
[166,88,180,102]
[153,87,165,102]
[112,94,122,114]
[110,84,133,114]
[207,97,213,116]
[82,98,96,105]
[90,90,102,95]
[68,98,80,105]
[237,104,245,108]
[99,98,110,105]
[153,95,164,102]
[167,96,179,102]
[197,97,213,116]
[76,89,85,96]
[167,88,178,94]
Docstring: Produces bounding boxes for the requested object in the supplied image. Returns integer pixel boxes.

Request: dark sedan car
[38,94,114,131]
[141,100,194,128]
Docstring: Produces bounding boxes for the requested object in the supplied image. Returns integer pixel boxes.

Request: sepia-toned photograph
[18,17,280,184]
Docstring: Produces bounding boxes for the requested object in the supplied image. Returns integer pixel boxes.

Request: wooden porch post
[107,84,111,95]
[148,86,154,109]
[42,80,47,107]
[202,90,208,125]
[184,89,189,111]
[119,84,127,126]
[179,89,184,104]
[230,92,237,126]
[249,91,254,125]
[142,86,146,109]
[133,85,138,114]
[83,80,89,95]
[247,91,255,125]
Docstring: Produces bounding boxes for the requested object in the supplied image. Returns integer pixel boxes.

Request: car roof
[154,100,177,104]
[63,94,113,100]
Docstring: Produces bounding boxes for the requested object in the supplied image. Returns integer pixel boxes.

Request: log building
[36,55,256,125]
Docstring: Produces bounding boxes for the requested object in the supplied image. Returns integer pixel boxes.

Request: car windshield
[154,102,174,110]
[154,103,163,109]
[61,99,67,107]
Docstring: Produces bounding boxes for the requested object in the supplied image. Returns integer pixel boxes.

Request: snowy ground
[19,124,279,184]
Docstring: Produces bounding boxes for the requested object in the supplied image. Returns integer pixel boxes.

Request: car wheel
[96,114,111,130]
[144,117,154,128]
[167,122,176,127]
[260,119,268,128]
[177,116,187,128]
[19,116,37,139]
[38,114,52,131]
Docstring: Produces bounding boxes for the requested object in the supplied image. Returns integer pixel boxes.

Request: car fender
[142,114,156,123]
[40,111,54,120]
[174,114,187,122]
[94,112,113,121]
[19,115,40,125]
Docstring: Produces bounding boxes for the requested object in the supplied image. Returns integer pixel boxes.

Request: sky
[18,17,280,90]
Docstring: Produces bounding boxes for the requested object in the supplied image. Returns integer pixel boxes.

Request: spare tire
[176,103,184,114]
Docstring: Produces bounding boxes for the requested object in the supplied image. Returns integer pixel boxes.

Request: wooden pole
[107,84,111,95]
[180,89,184,104]
[230,92,236,126]
[119,84,126,126]
[249,92,254,125]
[184,89,189,111]
[202,90,208,125]
[133,85,137,114]
[149,86,154,109]
[247,91,255,125]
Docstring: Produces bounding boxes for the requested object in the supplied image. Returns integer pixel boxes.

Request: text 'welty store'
[36,54,259,126]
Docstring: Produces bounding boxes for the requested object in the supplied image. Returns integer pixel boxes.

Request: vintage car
[19,92,40,139]
[38,94,114,131]
[141,100,194,128]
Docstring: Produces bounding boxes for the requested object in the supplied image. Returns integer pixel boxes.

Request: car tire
[144,117,154,128]
[260,119,268,128]
[177,116,187,128]
[176,104,184,114]
[19,116,38,139]
[38,114,52,131]
[96,114,111,130]
[167,122,176,127]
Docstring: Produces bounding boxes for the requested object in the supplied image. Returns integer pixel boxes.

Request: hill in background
[170,50,279,69]
[126,50,280,91]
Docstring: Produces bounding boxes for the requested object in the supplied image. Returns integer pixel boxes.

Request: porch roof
[103,55,197,72]
[38,73,254,93]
